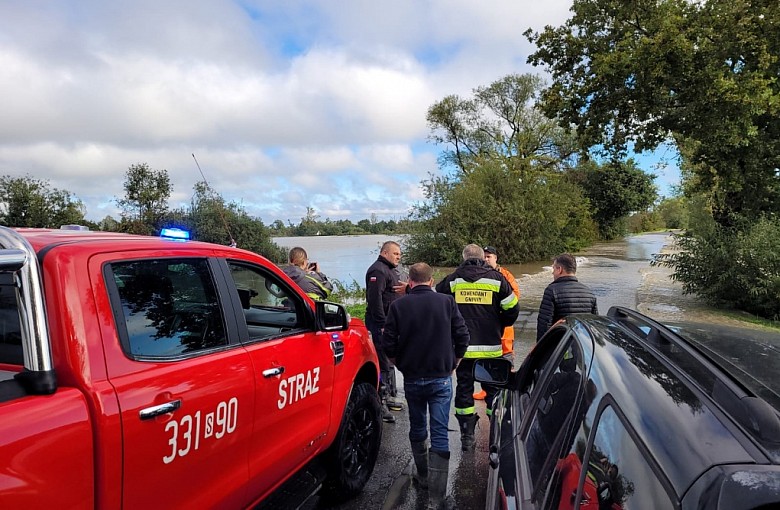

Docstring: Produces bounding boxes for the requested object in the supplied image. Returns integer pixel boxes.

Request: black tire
[320,382,383,501]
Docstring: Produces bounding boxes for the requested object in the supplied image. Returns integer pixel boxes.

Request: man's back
[537,275,598,340]
[383,286,469,379]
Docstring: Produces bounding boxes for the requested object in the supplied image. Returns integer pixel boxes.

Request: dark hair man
[536,253,599,341]
[435,244,520,451]
[282,246,332,300]
[365,240,408,422]
[383,262,469,508]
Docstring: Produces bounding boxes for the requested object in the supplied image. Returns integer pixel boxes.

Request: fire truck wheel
[321,382,382,501]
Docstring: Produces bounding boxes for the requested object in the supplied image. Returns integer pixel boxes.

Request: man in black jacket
[365,240,408,421]
[384,262,469,509]
[435,244,520,451]
[536,253,599,341]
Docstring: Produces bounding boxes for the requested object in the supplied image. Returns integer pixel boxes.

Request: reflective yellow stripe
[501,293,518,310]
[485,408,493,416]
[463,346,502,359]
[449,278,502,293]
[455,406,476,415]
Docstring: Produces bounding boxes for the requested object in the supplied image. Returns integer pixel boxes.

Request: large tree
[527,0,780,316]
[116,163,171,234]
[576,159,657,239]
[168,181,285,262]
[526,0,780,223]
[405,158,597,265]
[0,175,87,228]
[427,73,579,176]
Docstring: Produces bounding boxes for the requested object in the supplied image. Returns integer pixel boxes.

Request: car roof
[668,322,780,411]
[13,227,236,255]
[572,313,780,497]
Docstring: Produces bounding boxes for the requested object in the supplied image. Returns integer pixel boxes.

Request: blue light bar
[160,228,191,241]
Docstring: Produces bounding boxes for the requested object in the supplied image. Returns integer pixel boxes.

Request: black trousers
[455,359,497,416]
[366,321,397,397]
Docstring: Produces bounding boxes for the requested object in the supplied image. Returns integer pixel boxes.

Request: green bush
[658,217,780,319]
[405,161,597,265]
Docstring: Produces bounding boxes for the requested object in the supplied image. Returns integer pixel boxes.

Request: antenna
[192,153,236,247]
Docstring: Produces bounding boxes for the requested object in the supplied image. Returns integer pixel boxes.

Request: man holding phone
[282,246,333,300]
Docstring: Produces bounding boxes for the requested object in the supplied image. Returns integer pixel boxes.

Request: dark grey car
[475,307,780,510]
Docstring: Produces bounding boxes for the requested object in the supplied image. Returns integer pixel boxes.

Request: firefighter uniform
[435,257,520,449]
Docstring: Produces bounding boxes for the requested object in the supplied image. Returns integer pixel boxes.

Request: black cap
[484,246,497,255]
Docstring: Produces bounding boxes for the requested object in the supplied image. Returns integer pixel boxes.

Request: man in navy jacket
[384,262,469,509]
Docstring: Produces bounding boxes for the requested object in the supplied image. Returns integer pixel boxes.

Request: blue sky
[0,0,680,224]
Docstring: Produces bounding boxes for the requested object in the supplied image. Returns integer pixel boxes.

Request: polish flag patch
[369,276,377,282]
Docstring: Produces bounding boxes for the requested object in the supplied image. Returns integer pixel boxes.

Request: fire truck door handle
[139,400,182,420]
[263,366,284,378]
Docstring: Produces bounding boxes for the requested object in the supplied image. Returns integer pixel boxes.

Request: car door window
[110,258,228,359]
[574,405,675,510]
[227,262,305,341]
[524,337,585,499]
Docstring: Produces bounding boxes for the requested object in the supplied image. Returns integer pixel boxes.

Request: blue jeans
[404,376,453,453]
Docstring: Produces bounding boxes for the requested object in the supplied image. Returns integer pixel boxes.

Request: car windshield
[670,323,780,411]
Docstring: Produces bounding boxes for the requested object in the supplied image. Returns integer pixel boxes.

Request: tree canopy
[526,0,780,223]
[528,0,780,317]
[0,175,87,228]
[427,73,579,176]
[116,163,172,234]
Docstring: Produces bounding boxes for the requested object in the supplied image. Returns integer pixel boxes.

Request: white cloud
[0,0,674,226]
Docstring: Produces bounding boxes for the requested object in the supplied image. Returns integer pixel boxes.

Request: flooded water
[273,234,402,285]
[273,232,671,289]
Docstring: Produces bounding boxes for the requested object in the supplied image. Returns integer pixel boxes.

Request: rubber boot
[411,441,428,489]
[379,380,395,423]
[427,450,450,510]
[456,414,479,451]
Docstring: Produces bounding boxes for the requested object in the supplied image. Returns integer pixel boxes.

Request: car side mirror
[473,358,513,387]
[315,301,350,331]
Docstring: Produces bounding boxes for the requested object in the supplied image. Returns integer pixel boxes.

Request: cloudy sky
[0,0,679,225]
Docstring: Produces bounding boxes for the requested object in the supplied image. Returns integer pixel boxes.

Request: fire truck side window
[111,259,228,359]
[227,262,304,341]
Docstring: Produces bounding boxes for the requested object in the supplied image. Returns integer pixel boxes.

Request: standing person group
[365,241,408,423]
[283,240,598,508]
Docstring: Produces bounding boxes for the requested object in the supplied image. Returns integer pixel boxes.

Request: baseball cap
[484,246,497,255]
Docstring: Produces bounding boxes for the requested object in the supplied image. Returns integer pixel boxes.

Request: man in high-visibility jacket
[475,245,520,399]
[435,244,520,451]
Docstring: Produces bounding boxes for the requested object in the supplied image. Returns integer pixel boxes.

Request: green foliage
[408,73,601,265]
[658,217,780,319]
[656,196,689,229]
[165,181,286,263]
[328,278,367,320]
[627,211,664,234]
[116,163,172,235]
[576,159,657,239]
[405,159,597,265]
[269,211,412,237]
[426,73,578,175]
[527,0,780,224]
[0,175,87,228]
[528,0,780,317]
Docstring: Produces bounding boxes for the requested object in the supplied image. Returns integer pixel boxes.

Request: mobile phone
[308,262,317,270]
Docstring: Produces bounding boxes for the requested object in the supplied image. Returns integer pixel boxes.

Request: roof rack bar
[0,226,54,373]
